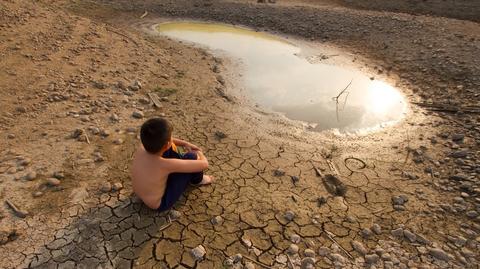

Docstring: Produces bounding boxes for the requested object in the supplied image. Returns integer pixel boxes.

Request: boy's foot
[199,175,215,185]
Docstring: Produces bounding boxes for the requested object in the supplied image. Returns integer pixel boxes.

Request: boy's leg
[158,151,203,212]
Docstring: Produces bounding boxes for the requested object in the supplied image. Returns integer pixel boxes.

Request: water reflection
[156,22,407,132]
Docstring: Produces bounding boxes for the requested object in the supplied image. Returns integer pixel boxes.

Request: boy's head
[140,118,172,154]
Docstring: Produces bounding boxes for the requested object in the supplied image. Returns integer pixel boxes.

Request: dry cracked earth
[1,0,480,268]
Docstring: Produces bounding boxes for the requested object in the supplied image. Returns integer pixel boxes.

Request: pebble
[290,234,301,243]
[53,171,65,179]
[428,247,450,261]
[7,134,15,139]
[318,247,330,256]
[300,257,316,269]
[351,240,368,255]
[392,195,408,205]
[466,210,478,218]
[112,182,123,191]
[361,228,373,238]
[365,254,380,264]
[211,215,223,225]
[275,254,288,264]
[113,138,123,145]
[451,133,465,142]
[100,182,112,193]
[132,111,144,119]
[287,244,299,254]
[32,191,44,198]
[24,171,37,181]
[273,169,285,177]
[403,229,417,242]
[304,249,315,257]
[110,114,119,122]
[232,253,243,263]
[169,210,182,220]
[46,178,61,186]
[284,210,295,221]
[371,223,382,234]
[190,245,206,260]
[450,150,468,158]
[391,228,404,238]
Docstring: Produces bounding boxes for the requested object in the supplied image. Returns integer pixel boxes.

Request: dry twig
[322,229,354,260]
[243,255,273,269]
[332,79,353,122]
[140,10,148,19]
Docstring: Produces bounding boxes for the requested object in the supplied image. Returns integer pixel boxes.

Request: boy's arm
[173,137,200,151]
[165,158,208,173]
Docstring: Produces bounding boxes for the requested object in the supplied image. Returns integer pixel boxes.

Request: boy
[131,118,214,211]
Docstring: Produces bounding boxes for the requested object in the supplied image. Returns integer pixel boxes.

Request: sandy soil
[0,0,479,268]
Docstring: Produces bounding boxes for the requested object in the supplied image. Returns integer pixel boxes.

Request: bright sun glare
[366,80,405,116]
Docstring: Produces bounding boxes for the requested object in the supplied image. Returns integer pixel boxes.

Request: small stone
[32,191,43,198]
[351,240,368,255]
[365,254,380,264]
[132,111,144,119]
[403,229,417,242]
[371,223,382,234]
[100,182,112,193]
[275,254,288,264]
[392,195,408,205]
[273,169,285,177]
[290,234,301,243]
[232,253,243,263]
[46,178,61,186]
[450,150,468,158]
[287,244,299,254]
[211,215,223,225]
[317,196,327,206]
[112,182,123,191]
[361,228,373,238]
[466,210,478,218]
[451,134,464,142]
[428,247,450,261]
[169,210,182,220]
[24,171,37,181]
[71,128,83,139]
[300,257,316,269]
[284,210,295,221]
[113,138,124,145]
[53,171,65,179]
[391,228,404,238]
[7,134,15,139]
[318,247,330,256]
[304,249,315,257]
[241,236,252,248]
[110,114,119,122]
[190,245,206,261]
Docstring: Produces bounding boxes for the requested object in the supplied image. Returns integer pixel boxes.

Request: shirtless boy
[131,118,214,211]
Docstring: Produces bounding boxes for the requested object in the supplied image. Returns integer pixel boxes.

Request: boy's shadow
[27,192,186,269]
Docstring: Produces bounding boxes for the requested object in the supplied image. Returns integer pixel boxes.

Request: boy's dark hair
[140,118,173,154]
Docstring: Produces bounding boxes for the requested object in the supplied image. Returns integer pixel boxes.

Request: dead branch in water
[332,79,353,122]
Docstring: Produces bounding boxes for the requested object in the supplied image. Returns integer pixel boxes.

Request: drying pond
[156,22,407,133]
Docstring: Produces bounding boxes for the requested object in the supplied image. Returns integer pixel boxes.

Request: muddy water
[156,22,407,133]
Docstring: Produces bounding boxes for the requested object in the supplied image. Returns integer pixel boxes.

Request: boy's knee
[183,152,198,160]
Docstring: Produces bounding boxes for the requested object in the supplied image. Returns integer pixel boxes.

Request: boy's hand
[185,142,201,151]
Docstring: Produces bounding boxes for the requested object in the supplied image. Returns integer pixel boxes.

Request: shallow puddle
[156,22,407,133]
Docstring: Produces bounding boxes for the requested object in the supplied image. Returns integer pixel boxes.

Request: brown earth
[0,0,479,268]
